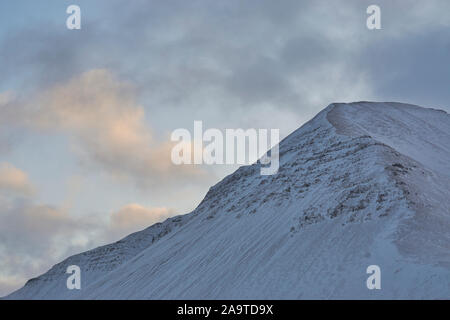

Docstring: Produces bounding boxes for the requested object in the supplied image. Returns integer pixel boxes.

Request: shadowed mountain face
[6,102,450,299]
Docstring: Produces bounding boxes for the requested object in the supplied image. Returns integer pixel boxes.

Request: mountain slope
[6,102,450,299]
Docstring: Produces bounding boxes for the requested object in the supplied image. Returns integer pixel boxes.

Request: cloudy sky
[0,0,449,296]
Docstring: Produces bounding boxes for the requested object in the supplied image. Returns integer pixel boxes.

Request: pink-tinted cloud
[0,162,34,196]
[109,203,173,238]
[1,69,204,189]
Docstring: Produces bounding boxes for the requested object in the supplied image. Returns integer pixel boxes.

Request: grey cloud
[0,0,366,114]
[2,0,449,111]
[357,28,450,111]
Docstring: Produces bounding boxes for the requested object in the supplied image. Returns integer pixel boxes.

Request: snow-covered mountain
[5,102,450,299]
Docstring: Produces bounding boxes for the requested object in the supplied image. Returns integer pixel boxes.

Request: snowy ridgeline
[5,102,450,299]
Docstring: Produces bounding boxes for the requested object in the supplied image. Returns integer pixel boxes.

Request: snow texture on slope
[5,102,450,299]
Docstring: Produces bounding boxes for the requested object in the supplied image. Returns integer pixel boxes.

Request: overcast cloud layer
[0,0,449,296]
